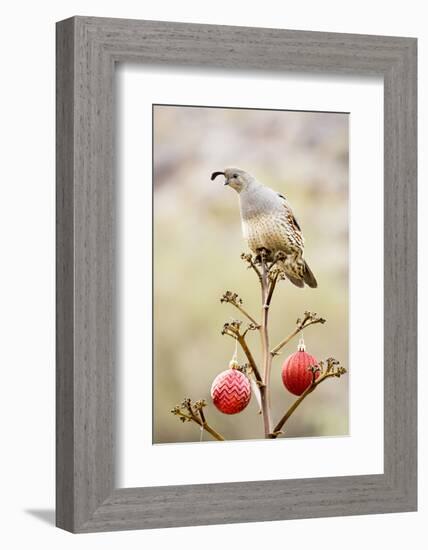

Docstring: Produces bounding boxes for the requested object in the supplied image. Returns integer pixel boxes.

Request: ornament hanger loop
[229,338,239,369]
[298,333,306,351]
[233,338,238,362]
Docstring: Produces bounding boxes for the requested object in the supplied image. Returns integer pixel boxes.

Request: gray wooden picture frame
[56,16,417,533]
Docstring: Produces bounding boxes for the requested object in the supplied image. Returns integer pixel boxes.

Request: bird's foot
[273,250,287,262]
[267,251,287,273]
[255,248,273,264]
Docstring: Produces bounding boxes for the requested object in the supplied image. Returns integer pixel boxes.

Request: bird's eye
[233,173,239,179]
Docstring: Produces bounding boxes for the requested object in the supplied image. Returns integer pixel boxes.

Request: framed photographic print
[56,16,417,532]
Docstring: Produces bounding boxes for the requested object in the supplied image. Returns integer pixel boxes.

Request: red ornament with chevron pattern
[281,337,319,396]
[211,361,251,414]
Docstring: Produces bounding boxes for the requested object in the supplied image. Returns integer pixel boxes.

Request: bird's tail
[303,260,318,288]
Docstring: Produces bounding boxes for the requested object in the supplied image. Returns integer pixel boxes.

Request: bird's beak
[211,171,225,182]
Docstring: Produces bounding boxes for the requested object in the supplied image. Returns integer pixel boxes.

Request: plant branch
[222,320,263,384]
[199,422,225,442]
[172,253,344,444]
[241,252,262,282]
[221,291,260,328]
[270,358,346,438]
[171,399,225,441]
[238,335,263,385]
[266,269,280,307]
[270,311,326,357]
[259,249,273,437]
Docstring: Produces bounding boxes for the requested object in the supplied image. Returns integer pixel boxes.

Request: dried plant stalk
[171,252,346,441]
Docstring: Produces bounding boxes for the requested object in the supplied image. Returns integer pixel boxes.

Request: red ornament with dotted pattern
[211,360,251,414]
[281,337,319,396]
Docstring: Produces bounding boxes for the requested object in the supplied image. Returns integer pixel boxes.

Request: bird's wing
[277,193,305,251]
[277,193,302,235]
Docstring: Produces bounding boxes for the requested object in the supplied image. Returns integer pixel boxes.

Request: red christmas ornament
[281,337,319,396]
[211,360,251,414]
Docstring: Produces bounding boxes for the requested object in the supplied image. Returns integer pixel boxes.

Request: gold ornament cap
[229,359,239,370]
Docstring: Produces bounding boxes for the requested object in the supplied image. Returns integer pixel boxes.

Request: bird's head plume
[211,168,257,194]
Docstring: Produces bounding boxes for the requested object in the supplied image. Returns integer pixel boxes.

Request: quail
[211,167,317,288]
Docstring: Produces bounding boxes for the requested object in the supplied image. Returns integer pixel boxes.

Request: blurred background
[153,105,348,444]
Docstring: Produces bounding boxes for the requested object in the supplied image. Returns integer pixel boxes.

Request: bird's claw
[255,248,273,264]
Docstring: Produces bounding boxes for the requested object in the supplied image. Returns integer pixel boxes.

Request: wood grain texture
[56,16,417,533]
[56,17,75,532]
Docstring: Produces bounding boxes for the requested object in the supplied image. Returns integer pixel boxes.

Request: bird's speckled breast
[242,213,298,254]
